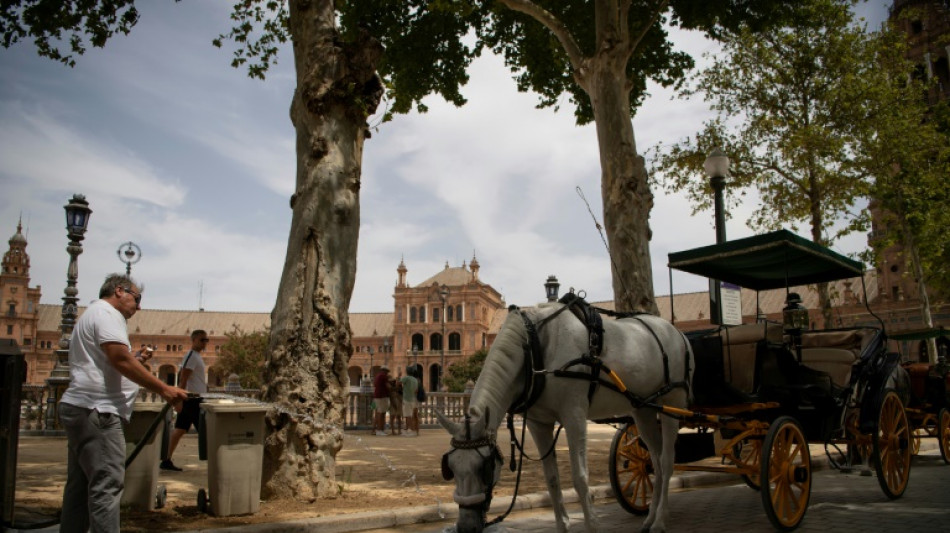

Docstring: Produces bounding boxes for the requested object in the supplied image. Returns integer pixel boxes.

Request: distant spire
[444,260,450,270]
[397,255,408,287]
[470,251,480,281]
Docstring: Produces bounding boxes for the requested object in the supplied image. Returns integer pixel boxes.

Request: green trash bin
[199,401,269,517]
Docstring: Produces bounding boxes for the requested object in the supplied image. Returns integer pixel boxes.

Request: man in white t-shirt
[160,329,209,471]
[59,274,188,533]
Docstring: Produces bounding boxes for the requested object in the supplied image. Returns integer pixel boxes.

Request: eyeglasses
[199,338,210,342]
[122,286,142,304]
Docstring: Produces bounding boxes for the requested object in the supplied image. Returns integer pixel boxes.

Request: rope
[576,186,631,301]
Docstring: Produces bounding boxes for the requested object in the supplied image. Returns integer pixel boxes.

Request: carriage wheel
[734,438,763,490]
[939,408,950,465]
[609,422,653,515]
[760,417,811,531]
[872,390,911,499]
[911,428,923,456]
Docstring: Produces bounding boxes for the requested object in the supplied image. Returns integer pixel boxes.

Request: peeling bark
[261,0,382,500]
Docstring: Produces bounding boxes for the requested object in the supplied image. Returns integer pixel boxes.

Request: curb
[179,439,941,533]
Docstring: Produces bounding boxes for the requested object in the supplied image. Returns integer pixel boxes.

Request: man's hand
[161,385,190,413]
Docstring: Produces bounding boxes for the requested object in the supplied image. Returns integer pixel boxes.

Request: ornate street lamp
[116,241,141,275]
[368,346,374,381]
[383,338,390,368]
[704,147,730,325]
[439,285,448,391]
[412,344,419,376]
[545,275,560,302]
[47,194,92,430]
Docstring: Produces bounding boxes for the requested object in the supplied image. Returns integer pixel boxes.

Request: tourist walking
[161,329,209,471]
[400,367,419,436]
[373,366,391,436]
[389,370,403,435]
[59,274,188,533]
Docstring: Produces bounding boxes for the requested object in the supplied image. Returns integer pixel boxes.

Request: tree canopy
[648,0,948,324]
[215,325,269,390]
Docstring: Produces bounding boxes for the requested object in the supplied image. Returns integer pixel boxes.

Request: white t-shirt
[60,299,139,421]
[180,350,208,394]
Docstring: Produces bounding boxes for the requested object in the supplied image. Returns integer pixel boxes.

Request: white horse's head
[436,408,504,533]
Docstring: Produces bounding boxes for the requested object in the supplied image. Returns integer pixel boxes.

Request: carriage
[893,327,950,463]
[608,230,913,530]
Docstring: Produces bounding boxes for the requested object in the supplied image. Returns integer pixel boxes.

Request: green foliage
[443,348,488,392]
[0,0,141,67]
[212,0,289,80]
[215,325,269,390]
[650,0,910,247]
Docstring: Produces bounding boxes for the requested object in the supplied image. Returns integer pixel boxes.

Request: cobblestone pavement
[360,449,949,533]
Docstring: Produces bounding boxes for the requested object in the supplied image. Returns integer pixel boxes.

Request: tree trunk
[586,61,658,315]
[261,0,382,500]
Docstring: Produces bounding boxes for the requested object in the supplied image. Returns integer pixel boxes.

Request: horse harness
[510,292,692,416]
[440,414,505,514]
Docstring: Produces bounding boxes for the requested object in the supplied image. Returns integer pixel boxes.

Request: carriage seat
[717,322,784,395]
[796,329,878,388]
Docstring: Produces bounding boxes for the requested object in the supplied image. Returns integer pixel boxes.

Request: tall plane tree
[347,0,793,314]
[0,0,476,500]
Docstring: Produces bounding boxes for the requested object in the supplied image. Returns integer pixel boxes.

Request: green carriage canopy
[667,229,864,291]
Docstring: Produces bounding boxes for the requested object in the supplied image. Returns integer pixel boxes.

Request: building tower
[0,219,42,354]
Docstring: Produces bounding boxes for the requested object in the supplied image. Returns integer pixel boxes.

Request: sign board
[719,282,743,325]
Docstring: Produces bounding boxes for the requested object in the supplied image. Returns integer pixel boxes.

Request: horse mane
[467,308,532,429]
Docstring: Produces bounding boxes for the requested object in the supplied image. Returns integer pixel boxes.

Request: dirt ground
[11,423,621,531]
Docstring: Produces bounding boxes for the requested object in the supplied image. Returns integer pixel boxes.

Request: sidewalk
[8,423,945,533]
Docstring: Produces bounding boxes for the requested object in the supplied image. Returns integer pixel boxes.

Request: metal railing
[19,387,474,432]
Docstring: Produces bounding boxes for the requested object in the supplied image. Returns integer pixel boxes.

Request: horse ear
[434,409,461,435]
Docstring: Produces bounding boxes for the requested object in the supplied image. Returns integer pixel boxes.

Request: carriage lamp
[545,275,560,302]
[783,292,809,362]
[782,293,809,332]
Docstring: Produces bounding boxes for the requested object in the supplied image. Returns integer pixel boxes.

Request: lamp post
[47,194,92,430]
[116,241,141,275]
[368,346,374,381]
[704,147,730,325]
[545,275,560,302]
[412,344,419,375]
[383,338,389,368]
[439,285,448,391]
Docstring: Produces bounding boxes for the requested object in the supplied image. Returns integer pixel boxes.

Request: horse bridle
[441,415,504,513]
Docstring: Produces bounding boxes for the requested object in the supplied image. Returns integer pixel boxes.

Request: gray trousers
[59,402,126,533]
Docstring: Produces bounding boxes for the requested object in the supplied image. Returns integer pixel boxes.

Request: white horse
[437,300,694,533]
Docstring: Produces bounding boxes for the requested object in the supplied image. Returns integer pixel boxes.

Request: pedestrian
[373,366,391,436]
[400,366,419,436]
[389,369,403,435]
[59,274,188,533]
[160,329,210,471]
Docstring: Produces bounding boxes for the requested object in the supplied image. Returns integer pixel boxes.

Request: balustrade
[19,387,474,433]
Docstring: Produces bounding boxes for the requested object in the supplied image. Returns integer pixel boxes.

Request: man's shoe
[160,459,183,471]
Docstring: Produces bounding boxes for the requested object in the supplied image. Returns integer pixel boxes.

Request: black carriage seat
[719,322,784,394]
[798,328,879,389]
[687,322,784,406]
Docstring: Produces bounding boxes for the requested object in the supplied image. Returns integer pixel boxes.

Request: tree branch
[628,0,669,57]
[496,0,586,68]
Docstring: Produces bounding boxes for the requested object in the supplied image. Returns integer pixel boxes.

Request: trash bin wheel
[197,488,209,513]
[155,484,167,509]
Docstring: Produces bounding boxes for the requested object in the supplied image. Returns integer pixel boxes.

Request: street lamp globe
[703,147,730,180]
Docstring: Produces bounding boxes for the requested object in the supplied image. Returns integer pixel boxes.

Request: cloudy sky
[0,2,890,314]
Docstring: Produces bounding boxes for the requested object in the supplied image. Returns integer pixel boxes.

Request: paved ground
[7,425,949,533]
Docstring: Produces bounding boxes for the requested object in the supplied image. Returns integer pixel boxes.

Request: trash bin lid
[132,402,166,413]
[200,402,270,414]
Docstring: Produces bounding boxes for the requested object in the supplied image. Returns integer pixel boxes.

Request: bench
[797,329,879,388]
[716,322,783,395]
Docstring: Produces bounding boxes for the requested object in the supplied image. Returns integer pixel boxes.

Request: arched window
[410,307,417,323]
[411,333,424,353]
[456,305,462,322]
[446,305,453,322]
[435,307,442,323]
[420,306,426,323]
[430,333,443,351]
[448,332,461,351]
